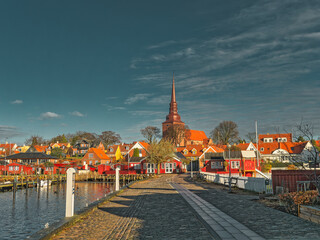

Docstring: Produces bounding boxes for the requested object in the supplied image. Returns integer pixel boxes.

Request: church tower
[162,74,185,138]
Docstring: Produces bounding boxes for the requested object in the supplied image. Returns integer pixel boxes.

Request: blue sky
[1,0,320,144]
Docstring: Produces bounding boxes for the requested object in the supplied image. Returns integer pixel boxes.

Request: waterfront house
[73,140,90,156]
[106,143,134,161]
[81,148,111,166]
[202,150,262,177]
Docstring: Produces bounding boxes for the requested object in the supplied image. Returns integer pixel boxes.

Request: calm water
[0,182,116,239]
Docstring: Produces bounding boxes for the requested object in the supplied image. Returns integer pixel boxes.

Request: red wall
[272,170,320,192]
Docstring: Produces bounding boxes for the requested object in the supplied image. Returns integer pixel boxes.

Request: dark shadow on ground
[97,180,214,239]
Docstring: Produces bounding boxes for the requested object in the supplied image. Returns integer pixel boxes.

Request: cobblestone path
[51,175,213,240]
[173,175,320,240]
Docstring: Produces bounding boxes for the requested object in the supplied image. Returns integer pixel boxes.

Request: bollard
[65,168,76,217]
[115,167,120,191]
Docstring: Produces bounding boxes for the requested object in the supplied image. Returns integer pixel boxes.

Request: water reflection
[0,182,115,240]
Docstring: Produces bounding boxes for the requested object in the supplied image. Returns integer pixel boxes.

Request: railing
[199,171,273,194]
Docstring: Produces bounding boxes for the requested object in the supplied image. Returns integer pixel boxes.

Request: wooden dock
[75,173,152,183]
[0,175,66,192]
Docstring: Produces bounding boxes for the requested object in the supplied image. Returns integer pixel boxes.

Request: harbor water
[0,182,115,239]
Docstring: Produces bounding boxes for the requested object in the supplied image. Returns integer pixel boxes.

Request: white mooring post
[115,166,120,191]
[66,168,76,217]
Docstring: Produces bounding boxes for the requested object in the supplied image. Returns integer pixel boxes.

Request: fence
[272,170,320,193]
[199,171,273,194]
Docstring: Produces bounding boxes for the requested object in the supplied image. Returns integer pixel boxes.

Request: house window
[125,146,129,150]
[134,164,141,170]
[231,161,240,169]
[192,149,197,154]
[174,163,177,168]
[143,163,147,169]
[260,147,264,152]
[211,161,223,169]
[161,163,164,169]
[89,161,92,165]
[183,149,188,155]
[110,148,113,152]
[9,166,13,171]
[89,153,93,158]
[14,166,19,171]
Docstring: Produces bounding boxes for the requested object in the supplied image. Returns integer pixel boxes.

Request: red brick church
[162,75,212,147]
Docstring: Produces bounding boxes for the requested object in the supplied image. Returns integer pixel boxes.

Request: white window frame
[231,161,240,169]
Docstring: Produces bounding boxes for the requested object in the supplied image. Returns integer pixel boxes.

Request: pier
[43,174,320,240]
[0,175,66,192]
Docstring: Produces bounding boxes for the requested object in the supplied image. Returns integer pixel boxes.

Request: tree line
[25,131,122,147]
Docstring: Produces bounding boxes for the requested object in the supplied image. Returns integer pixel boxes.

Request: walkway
[50,174,320,240]
[173,175,320,240]
[51,175,213,240]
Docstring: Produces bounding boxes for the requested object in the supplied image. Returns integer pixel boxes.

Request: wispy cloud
[69,111,85,117]
[124,93,152,105]
[148,95,170,105]
[129,110,165,117]
[11,100,23,104]
[40,112,62,120]
[102,104,126,111]
[147,40,177,49]
[0,125,24,139]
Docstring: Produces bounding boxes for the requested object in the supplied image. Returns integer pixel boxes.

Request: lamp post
[227,143,231,192]
[190,158,193,178]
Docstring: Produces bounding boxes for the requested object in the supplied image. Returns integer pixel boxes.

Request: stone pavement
[50,175,213,240]
[50,174,320,240]
[173,174,320,240]
[171,180,264,240]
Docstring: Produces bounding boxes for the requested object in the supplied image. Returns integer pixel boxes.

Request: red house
[202,150,261,177]
[81,148,111,166]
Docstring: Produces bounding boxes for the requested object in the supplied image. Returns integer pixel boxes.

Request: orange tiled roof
[259,133,292,142]
[0,143,16,149]
[34,145,48,152]
[236,143,251,150]
[187,130,208,141]
[177,144,224,158]
[139,141,149,150]
[257,142,307,154]
[106,143,133,154]
[88,148,110,160]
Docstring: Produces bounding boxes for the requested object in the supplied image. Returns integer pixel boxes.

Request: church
[162,75,212,147]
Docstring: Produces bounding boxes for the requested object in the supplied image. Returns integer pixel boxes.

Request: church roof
[187,130,207,141]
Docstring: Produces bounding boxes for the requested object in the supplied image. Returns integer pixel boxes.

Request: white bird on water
[44,223,49,229]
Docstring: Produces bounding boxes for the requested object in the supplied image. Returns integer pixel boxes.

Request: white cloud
[102,104,126,111]
[70,111,85,117]
[40,112,61,119]
[124,94,152,105]
[148,95,170,105]
[0,125,24,138]
[147,40,177,49]
[11,100,23,104]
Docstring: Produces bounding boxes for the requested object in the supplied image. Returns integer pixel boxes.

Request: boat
[40,180,52,187]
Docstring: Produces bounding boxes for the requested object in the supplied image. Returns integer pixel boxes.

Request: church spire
[171,73,176,103]
[163,73,183,124]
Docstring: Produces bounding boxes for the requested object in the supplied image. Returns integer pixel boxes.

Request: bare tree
[211,121,239,145]
[146,139,174,174]
[25,135,47,146]
[99,131,121,146]
[140,126,161,143]
[246,132,256,143]
[163,125,190,146]
[290,120,320,195]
